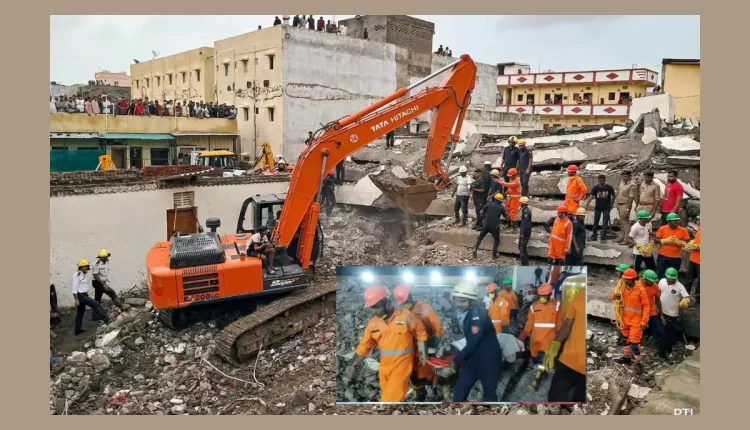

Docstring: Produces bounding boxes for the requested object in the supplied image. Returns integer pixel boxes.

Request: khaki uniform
[636,182,661,215]
[616,180,637,240]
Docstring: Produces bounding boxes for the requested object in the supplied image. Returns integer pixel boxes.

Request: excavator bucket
[369,171,439,215]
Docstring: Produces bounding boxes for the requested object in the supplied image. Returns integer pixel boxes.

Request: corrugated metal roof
[101,133,175,140]
[49,133,102,139]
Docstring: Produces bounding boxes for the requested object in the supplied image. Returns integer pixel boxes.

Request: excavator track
[215,281,337,365]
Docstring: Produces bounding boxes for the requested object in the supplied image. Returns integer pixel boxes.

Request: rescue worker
[50,280,61,329]
[470,168,487,231]
[547,205,573,265]
[393,284,444,402]
[498,277,520,323]
[518,196,533,265]
[496,168,521,232]
[659,267,692,359]
[321,172,337,216]
[487,168,502,203]
[654,212,690,280]
[72,259,110,336]
[544,289,586,403]
[275,159,289,173]
[481,160,493,197]
[452,165,472,227]
[636,171,660,219]
[684,215,700,299]
[92,248,121,308]
[610,269,650,372]
[450,282,502,402]
[486,283,511,334]
[564,165,587,215]
[627,210,656,272]
[518,139,533,197]
[614,264,631,346]
[502,136,521,184]
[638,270,669,363]
[473,192,507,259]
[345,285,428,402]
[615,170,637,244]
[518,283,560,390]
[568,208,587,266]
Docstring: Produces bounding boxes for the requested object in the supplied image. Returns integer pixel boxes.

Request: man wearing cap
[654,212,690,280]
[636,171,660,219]
[564,165,587,215]
[518,196,533,265]
[498,278,520,323]
[659,268,692,359]
[92,248,121,308]
[487,169,503,203]
[568,208,587,266]
[481,160,493,196]
[496,168,522,232]
[486,283,511,334]
[452,165,472,227]
[626,210,656,272]
[72,258,110,336]
[474,192,507,259]
[610,269,650,371]
[615,170,637,244]
[638,270,670,363]
[518,139,533,197]
[501,136,521,185]
[547,205,573,265]
[470,168,487,231]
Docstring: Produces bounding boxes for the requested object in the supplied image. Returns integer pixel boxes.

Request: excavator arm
[272,55,477,269]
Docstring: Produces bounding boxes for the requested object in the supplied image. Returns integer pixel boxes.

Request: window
[263,80,270,88]
[544,93,551,103]
[173,191,195,209]
[246,81,252,89]
[150,148,170,166]
[181,72,186,83]
[526,94,535,105]
[608,92,616,101]
[224,63,229,76]
[135,80,139,89]
[196,70,201,82]
[167,74,172,85]
[156,76,160,86]
[572,92,579,101]
[553,94,563,104]
[243,60,248,73]
[268,107,275,122]
[517,94,523,102]
[622,85,628,89]
[243,107,250,121]
[255,107,259,114]
[145,78,149,88]
[517,69,522,74]
[268,55,275,70]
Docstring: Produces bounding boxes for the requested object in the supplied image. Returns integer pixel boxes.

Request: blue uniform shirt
[453,304,502,368]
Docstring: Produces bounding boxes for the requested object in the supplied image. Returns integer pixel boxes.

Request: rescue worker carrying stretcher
[393,284,444,402]
[610,269,651,373]
[345,285,428,402]
[518,283,561,390]
[486,283,511,334]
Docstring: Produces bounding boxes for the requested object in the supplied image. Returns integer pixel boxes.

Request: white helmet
[459,166,468,173]
[452,282,477,300]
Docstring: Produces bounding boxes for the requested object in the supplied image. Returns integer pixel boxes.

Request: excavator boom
[273,55,477,269]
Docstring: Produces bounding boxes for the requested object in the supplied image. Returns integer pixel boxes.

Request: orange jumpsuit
[565,175,588,214]
[610,284,650,351]
[498,289,519,312]
[410,300,443,383]
[558,291,586,375]
[548,217,573,261]
[488,296,511,333]
[355,309,428,402]
[690,227,700,264]
[501,177,522,222]
[523,298,562,358]
[638,280,659,317]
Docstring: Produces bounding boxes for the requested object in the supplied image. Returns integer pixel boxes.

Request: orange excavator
[146,55,478,365]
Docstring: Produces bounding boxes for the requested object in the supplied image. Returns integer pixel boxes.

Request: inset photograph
[335,265,587,404]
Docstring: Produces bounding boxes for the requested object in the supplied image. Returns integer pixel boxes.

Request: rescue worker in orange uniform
[564,165,588,215]
[518,283,561,389]
[496,168,522,231]
[486,283,511,334]
[685,214,700,300]
[547,205,573,265]
[614,263,631,346]
[610,269,651,372]
[544,289,586,403]
[345,285,429,402]
[393,284,444,402]
[498,277,520,323]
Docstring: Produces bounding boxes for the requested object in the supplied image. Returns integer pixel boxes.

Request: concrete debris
[657,136,700,156]
[642,127,658,145]
[124,298,148,306]
[666,156,700,167]
[627,384,651,400]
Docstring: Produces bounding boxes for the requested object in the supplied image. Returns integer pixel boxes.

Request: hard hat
[636,210,652,220]
[507,168,518,176]
[517,139,526,146]
[622,269,638,280]
[77,258,90,268]
[484,161,492,166]
[278,159,286,165]
[486,283,499,294]
[615,264,631,273]
[696,214,700,220]
[567,165,579,173]
[459,166,468,173]
[452,282,478,300]
[519,196,530,204]
[491,169,500,177]
[393,284,411,305]
[508,136,518,144]
[642,270,658,283]
[575,208,587,216]
[665,267,679,280]
[665,212,680,222]
[363,285,389,307]
[98,248,110,258]
[556,205,568,213]
[494,193,504,201]
[503,277,513,286]
[537,283,553,296]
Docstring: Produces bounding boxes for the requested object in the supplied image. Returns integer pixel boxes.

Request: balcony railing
[497,68,659,87]
[49,113,238,134]
[497,104,631,117]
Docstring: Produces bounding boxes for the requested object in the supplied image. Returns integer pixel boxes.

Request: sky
[50,15,700,84]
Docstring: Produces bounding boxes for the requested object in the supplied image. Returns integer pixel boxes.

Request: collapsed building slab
[666,156,700,167]
[657,135,700,156]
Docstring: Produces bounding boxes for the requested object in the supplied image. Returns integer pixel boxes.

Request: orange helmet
[567,165,579,172]
[486,283,499,294]
[393,284,411,305]
[363,285,389,307]
[622,269,638,280]
[537,283,553,296]
[556,205,568,213]
[507,168,518,176]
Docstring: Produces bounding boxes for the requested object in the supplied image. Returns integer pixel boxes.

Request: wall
[629,93,676,123]
[663,63,700,120]
[540,116,629,128]
[214,25,284,159]
[130,47,215,103]
[282,27,400,162]
[50,180,290,308]
[94,71,131,87]
[508,82,650,106]
[384,15,435,78]
[49,113,238,134]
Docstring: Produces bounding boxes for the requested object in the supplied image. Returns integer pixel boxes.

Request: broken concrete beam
[635,142,658,168]
[350,146,425,166]
[666,156,700,167]
[642,127,658,144]
[657,135,700,156]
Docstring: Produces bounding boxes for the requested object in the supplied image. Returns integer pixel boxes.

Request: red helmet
[363,285,389,307]
[567,165,579,172]
[556,205,568,213]
[537,283,553,296]
[622,269,638,280]
[393,284,411,305]
[486,283,499,294]
[507,168,518,176]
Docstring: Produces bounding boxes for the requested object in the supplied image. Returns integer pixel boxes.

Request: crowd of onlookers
[271,15,346,35]
[50,95,237,119]
[435,45,453,57]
